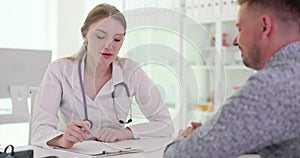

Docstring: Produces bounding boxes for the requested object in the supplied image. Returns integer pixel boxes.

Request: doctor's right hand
[47,120,91,148]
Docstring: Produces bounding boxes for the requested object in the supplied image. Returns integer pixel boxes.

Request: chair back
[28,87,39,145]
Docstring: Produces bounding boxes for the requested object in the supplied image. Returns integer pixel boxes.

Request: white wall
[0,1,128,60]
[54,0,86,59]
[0,0,91,60]
[0,0,48,50]
[54,0,124,59]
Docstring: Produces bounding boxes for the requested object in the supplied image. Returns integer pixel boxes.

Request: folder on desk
[53,140,143,157]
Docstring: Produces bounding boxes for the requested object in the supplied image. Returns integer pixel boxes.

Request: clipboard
[53,140,143,157]
[90,148,144,157]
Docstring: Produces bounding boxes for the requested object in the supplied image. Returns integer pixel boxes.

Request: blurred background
[0,0,255,147]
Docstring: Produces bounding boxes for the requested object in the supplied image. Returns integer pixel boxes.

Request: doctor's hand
[93,127,133,142]
[179,122,202,137]
[47,120,91,148]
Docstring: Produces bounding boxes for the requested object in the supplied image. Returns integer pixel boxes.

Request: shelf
[224,65,252,70]
[193,16,237,24]
[123,0,253,130]
[196,103,214,112]
[191,65,254,71]
[191,65,215,70]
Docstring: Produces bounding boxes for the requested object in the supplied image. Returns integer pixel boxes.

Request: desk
[4,137,173,158]
[1,137,261,158]
[18,145,167,158]
[0,122,29,147]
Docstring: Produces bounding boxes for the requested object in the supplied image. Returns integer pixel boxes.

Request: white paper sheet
[52,137,173,156]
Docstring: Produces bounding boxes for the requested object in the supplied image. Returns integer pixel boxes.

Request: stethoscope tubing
[78,57,89,122]
[77,57,132,128]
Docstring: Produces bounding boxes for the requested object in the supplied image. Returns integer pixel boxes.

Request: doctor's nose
[104,39,114,49]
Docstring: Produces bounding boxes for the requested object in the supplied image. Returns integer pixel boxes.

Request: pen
[101,148,142,155]
[77,125,90,134]
[102,150,123,154]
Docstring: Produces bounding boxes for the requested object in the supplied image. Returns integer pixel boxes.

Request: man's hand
[179,122,202,137]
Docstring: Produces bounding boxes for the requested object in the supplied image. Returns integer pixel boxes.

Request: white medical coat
[31,57,174,147]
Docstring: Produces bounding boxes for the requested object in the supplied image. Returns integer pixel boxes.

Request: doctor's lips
[101,51,113,58]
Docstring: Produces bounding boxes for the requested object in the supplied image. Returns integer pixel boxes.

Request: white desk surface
[21,145,167,158]
[1,137,260,158]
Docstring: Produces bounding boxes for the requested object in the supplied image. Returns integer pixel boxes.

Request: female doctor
[31,3,174,149]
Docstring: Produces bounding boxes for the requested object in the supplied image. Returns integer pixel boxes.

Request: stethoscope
[78,57,133,129]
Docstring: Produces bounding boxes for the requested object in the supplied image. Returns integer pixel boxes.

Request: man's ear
[260,15,272,39]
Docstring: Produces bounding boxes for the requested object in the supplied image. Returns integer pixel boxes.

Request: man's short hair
[237,0,300,31]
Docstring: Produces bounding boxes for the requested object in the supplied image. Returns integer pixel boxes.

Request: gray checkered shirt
[164,41,300,158]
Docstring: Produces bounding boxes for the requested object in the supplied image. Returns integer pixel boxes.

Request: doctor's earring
[83,41,88,46]
[83,41,88,50]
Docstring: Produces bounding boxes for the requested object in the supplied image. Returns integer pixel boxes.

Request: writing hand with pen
[47,120,91,149]
[93,127,133,142]
[179,122,202,137]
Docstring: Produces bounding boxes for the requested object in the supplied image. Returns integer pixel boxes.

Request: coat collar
[72,55,125,96]
[112,57,125,86]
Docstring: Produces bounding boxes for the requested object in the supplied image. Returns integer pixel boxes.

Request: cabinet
[183,0,255,124]
[120,0,255,130]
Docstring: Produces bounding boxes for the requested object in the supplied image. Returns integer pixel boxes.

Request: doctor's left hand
[94,127,133,142]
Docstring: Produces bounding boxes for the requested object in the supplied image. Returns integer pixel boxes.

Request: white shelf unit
[183,0,255,124]
[120,0,255,129]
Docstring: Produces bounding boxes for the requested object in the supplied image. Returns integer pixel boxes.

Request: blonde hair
[66,3,126,61]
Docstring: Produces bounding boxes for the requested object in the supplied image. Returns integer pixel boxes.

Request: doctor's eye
[113,35,124,42]
[114,38,122,42]
[96,35,105,39]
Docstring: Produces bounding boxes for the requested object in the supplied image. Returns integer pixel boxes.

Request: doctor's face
[84,17,125,65]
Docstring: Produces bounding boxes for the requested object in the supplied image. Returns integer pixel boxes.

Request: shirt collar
[76,55,125,95]
[111,57,125,86]
[265,40,300,69]
[71,57,82,90]
[99,57,125,95]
